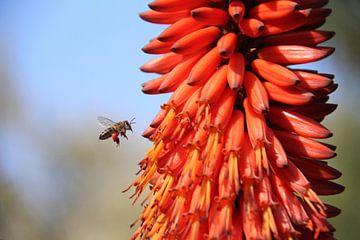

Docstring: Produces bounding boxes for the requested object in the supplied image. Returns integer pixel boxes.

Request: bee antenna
[130,117,136,125]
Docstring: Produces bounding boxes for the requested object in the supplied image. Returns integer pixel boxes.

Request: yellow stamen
[189,220,200,240]
[199,179,212,216]
[225,205,232,234]
[148,213,167,237]
[229,152,240,192]
[181,148,201,183]
[254,142,270,177]
[158,175,174,207]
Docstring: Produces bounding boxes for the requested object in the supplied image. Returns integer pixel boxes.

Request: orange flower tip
[261,107,269,114]
[293,79,301,85]
[322,46,335,56]
[190,11,200,18]
[315,96,329,104]
[150,118,164,128]
[170,46,179,53]
[325,204,342,218]
[294,3,301,11]
[158,86,169,93]
[139,66,148,72]
[147,1,166,11]
[325,30,336,40]
[314,181,345,195]
[141,47,149,53]
[142,127,155,139]
[219,49,231,58]
[147,2,156,10]
[313,8,333,18]
[141,86,158,94]
[321,73,335,79]
[327,132,333,138]
[157,36,168,42]
[232,13,240,22]
[139,11,151,22]
[187,78,200,86]
[324,142,336,151]
[298,0,329,9]
[331,82,339,91]
[229,83,241,90]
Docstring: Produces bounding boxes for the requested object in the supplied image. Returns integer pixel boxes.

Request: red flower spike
[302,0,330,9]
[290,156,342,181]
[294,70,334,90]
[187,46,222,85]
[228,0,245,23]
[148,0,210,12]
[139,9,189,24]
[141,73,168,94]
[129,1,342,239]
[253,0,329,10]
[159,50,206,92]
[259,30,335,47]
[191,7,230,26]
[274,130,336,160]
[271,174,309,225]
[324,204,341,218]
[239,134,258,180]
[142,126,156,139]
[252,58,299,87]
[249,1,299,21]
[227,52,245,90]
[168,80,200,107]
[211,87,237,130]
[140,52,183,73]
[244,71,269,112]
[262,10,310,36]
[258,45,335,65]
[158,17,205,42]
[178,87,202,121]
[266,127,288,168]
[285,103,337,120]
[224,110,245,154]
[199,65,228,105]
[171,26,221,54]
[244,98,269,148]
[142,38,174,54]
[150,107,167,128]
[310,180,345,196]
[264,81,314,105]
[217,32,238,58]
[238,18,265,38]
[268,107,332,139]
[304,8,332,28]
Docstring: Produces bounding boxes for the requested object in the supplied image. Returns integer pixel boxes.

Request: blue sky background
[0,1,360,239]
[0,0,170,128]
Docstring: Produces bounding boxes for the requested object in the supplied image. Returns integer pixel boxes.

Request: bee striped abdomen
[99,127,114,140]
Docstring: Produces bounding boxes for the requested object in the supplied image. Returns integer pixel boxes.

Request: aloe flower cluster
[126,0,343,239]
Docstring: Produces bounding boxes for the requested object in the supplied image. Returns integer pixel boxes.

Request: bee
[97,116,135,146]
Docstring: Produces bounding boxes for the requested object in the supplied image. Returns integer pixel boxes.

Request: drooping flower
[126,0,343,239]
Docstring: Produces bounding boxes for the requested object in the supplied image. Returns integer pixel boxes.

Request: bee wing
[97,116,116,128]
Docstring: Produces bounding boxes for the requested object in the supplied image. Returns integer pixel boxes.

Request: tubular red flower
[127,1,342,239]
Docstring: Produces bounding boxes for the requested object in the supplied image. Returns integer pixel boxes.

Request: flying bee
[97,116,135,146]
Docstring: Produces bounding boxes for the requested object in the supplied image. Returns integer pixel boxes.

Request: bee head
[124,117,136,132]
